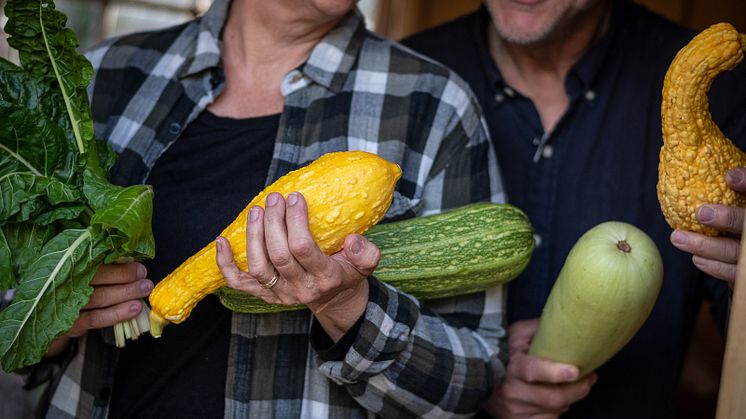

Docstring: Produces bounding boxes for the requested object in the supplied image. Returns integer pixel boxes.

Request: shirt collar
[180,0,366,93]
[473,3,620,94]
[181,0,229,78]
[301,10,367,92]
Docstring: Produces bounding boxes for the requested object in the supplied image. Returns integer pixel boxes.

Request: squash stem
[617,240,632,253]
[149,311,170,338]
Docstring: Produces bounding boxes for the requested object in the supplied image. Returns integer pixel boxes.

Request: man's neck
[487,1,611,131]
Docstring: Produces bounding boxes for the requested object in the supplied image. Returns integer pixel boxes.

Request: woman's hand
[216,192,380,341]
[46,262,152,357]
[670,168,746,284]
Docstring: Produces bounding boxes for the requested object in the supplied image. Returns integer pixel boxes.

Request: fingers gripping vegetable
[658,23,746,235]
[529,222,663,378]
[148,151,401,337]
[218,202,536,313]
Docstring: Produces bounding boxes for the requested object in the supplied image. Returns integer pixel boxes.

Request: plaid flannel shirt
[40,0,508,417]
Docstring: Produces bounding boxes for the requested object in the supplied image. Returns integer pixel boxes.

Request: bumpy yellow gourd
[658,23,746,236]
[149,151,401,336]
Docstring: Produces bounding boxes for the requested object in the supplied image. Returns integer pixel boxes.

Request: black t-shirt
[108,110,279,419]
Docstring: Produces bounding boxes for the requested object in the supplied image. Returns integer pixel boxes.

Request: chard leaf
[0,59,83,223]
[84,168,155,260]
[4,0,95,156]
[0,224,57,290]
[0,230,11,290]
[0,228,108,371]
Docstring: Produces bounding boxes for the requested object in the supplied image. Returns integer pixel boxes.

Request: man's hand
[671,167,746,284]
[483,319,597,418]
[46,262,153,357]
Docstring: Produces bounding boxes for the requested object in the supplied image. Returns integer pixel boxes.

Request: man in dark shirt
[404,0,746,417]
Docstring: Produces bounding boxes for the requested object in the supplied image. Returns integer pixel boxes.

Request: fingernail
[140,279,153,292]
[671,230,688,245]
[249,207,260,222]
[136,264,147,279]
[216,237,223,251]
[697,206,715,223]
[350,237,362,255]
[288,192,298,206]
[267,193,279,207]
[563,367,578,381]
[727,169,744,185]
[129,302,141,314]
[692,256,707,268]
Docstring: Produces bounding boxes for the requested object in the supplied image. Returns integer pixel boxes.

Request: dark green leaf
[0,224,57,290]
[84,168,155,260]
[4,0,95,157]
[0,228,108,371]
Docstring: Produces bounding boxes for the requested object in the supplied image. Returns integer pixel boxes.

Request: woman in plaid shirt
[31,0,522,417]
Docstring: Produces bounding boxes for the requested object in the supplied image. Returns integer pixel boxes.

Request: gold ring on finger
[259,270,279,289]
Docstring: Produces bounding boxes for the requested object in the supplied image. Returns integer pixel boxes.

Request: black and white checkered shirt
[40,0,507,417]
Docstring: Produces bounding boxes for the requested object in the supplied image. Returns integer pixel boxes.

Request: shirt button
[494,93,505,103]
[585,90,596,101]
[533,234,543,248]
[541,144,554,159]
[168,122,181,135]
[503,86,516,97]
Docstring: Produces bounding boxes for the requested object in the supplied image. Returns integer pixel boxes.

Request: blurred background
[1,0,744,418]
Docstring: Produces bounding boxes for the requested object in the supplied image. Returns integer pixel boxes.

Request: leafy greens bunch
[0,0,154,372]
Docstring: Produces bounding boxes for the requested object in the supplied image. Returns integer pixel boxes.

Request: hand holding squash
[482,319,597,418]
[670,167,746,283]
[216,192,380,340]
[657,23,746,235]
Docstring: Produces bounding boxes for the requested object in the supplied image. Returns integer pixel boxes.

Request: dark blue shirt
[404,1,746,418]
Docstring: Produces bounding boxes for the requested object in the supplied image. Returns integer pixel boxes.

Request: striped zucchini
[217,202,535,313]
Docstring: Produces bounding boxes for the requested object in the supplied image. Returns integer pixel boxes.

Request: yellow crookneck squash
[148,151,401,337]
[658,23,746,235]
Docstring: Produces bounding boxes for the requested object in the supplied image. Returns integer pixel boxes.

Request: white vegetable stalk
[112,257,151,348]
[113,302,151,348]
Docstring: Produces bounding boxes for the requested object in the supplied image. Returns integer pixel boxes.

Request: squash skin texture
[148,151,401,334]
[658,23,746,236]
[528,222,663,378]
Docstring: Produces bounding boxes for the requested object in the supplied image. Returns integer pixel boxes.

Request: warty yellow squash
[658,23,746,235]
[148,151,401,337]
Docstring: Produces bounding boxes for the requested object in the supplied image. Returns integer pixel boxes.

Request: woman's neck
[208,0,347,118]
[222,0,343,70]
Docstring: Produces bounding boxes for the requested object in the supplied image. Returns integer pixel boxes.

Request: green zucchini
[217,202,535,313]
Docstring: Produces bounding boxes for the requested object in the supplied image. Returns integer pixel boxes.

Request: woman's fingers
[92,262,147,285]
[263,193,303,281]
[83,279,153,310]
[216,235,281,303]
[285,192,328,275]
[69,300,143,337]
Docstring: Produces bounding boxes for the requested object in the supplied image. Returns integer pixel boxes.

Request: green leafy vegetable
[0,0,154,371]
